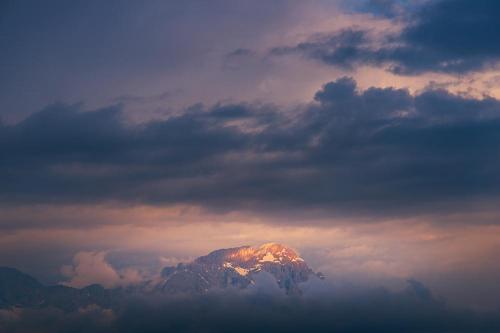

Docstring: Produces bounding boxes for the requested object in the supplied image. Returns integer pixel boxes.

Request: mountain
[156,243,323,295]
[0,267,45,308]
[0,267,121,311]
[0,244,323,311]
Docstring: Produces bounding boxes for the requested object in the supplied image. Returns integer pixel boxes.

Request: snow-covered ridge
[223,262,249,276]
[222,243,305,265]
[206,243,308,277]
[159,243,321,295]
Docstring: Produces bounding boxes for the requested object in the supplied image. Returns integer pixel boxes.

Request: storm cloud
[277,0,500,74]
[2,77,500,221]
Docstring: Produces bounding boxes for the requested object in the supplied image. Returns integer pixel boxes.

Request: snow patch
[224,262,249,276]
[260,252,277,262]
[234,267,249,276]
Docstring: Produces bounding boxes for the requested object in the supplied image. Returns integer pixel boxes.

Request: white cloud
[61,251,142,288]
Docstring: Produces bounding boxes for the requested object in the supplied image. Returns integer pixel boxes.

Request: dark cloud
[2,281,500,333]
[352,0,404,18]
[342,0,417,19]
[277,0,500,74]
[113,91,171,105]
[271,29,370,71]
[2,78,500,224]
[400,0,500,72]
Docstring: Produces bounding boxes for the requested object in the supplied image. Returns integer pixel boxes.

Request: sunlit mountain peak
[158,243,320,295]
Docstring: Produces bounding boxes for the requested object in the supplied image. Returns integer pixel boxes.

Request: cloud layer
[2,77,500,221]
[2,280,500,333]
[0,78,500,219]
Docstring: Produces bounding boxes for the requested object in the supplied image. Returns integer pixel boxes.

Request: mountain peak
[197,243,304,266]
[159,243,318,295]
[256,243,304,262]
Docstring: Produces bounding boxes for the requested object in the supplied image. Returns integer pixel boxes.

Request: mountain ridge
[157,243,322,295]
[0,243,323,311]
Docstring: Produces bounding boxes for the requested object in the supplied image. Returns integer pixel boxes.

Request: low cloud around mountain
[2,281,500,333]
[2,244,500,333]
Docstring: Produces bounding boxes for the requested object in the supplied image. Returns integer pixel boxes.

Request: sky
[2,0,500,313]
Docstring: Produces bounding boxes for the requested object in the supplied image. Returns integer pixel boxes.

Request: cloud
[0,306,114,333]
[2,280,500,333]
[2,77,500,223]
[0,0,319,123]
[271,29,369,71]
[245,271,285,296]
[275,0,500,74]
[113,91,171,105]
[61,251,142,288]
[398,0,500,73]
[348,0,406,18]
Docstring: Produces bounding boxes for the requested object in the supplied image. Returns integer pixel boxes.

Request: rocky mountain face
[157,243,323,295]
[0,244,322,311]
